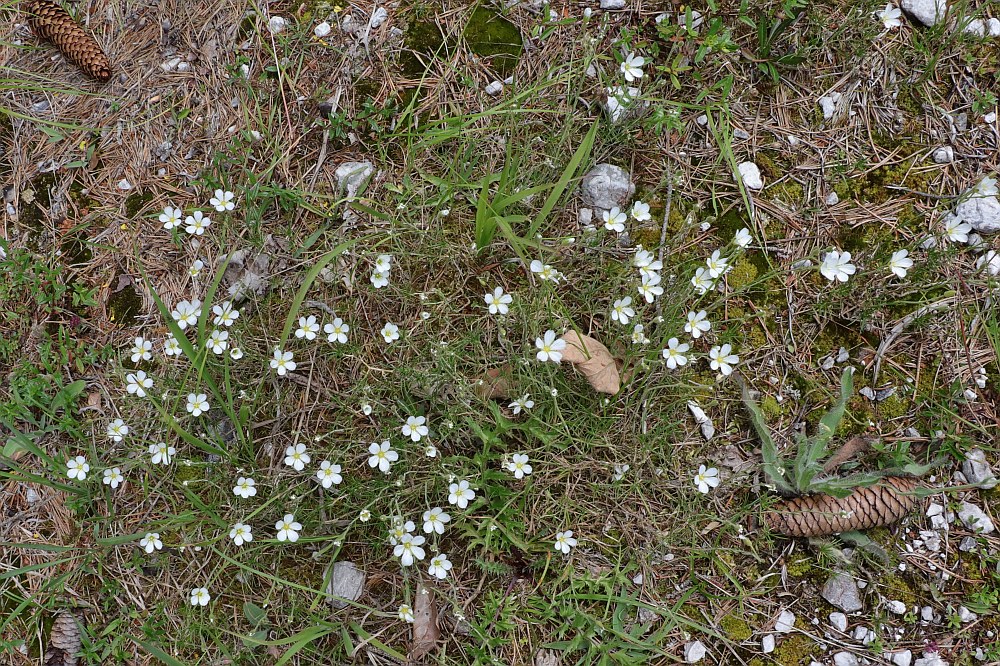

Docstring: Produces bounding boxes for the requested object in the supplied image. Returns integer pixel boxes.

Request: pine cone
[764,477,920,538]
[25,0,112,81]
[44,611,81,666]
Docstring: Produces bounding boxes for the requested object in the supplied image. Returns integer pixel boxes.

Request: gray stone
[578,207,593,228]
[775,610,795,633]
[683,641,706,663]
[762,634,775,653]
[892,651,913,666]
[920,606,935,622]
[901,0,947,26]
[733,128,750,140]
[886,600,907,615]
[825,191,840,206]
[829,611,848,632]
[958,501,995,534]
[958,606,977,623]
[834,652,859,666]
[599,0,625,8]
[737,162,764,190]
[959,536,978,552]
[988,17,1000,37]
[962,448,997,489]
[955,193,1000,234]
[822,572,863,612]
[963,18,986,36]
[335,161,375,200]
[579,163,634,210]
[326,561,366,609]
[931,146,954,163]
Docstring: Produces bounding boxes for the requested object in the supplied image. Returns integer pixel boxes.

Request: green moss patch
[464,8,523,77]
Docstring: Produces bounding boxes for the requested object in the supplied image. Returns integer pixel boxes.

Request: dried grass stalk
[26,0,112,81]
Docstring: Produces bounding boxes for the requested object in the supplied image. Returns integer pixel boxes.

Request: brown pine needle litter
[25,0,112,81]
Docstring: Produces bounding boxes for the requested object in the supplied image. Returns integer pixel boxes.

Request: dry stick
[820,436,872,475]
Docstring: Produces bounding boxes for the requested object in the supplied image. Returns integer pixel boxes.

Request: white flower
[485,286,513,315]
[708,344,739,376]
[229,347,244,360]
[103,467,124,489]
[633,249,662,272]
[398,604,415,623]
[631,200,651,222]
[507,453,532,479]
[402,415,428,442]
[159,206,182,230]
[393,533,426,566]
[422,507,451,534]
[229,522,253,546]
[275,514,302,542]
[190,587,211,606]
[691,266,715,294]
[976,176,999,197]
[206,329,229,354]
[324,318,349,343]
[877,4,902,29]
[107,419,129,442]
[188,259,204,278]
[638,272,663,303]
[509,394,534,414]
[693,464,720,494]
[944,214,972,243]
[888,249,913,278]
[125,370,153,398]
[684,310,711,339]
[530,259,562,283]
[368,440,398,474]
[361,402,373,416]
[602,207,627,233]
[662,337,690,369]
[371,271,390,289]
[388,520,411,546]
[317,461,343,488]
[270,348,296,375]
[171,299,202,329]
[425,444,438,457]
[210,189,236,212]
[613,463,629,481]
[186,393,210,417]
[149,442,175,465]
[621,53,645,83]
[733,227,752,248]
[428,553,452,580]
[631,323,649,345]
[130,336,152,363]
[295,315,320,340]
[374,254,393,274]
[977,249,1000,276]
[554,530,578,555]
[139,532,162,553]
[164,335,182,357]
[448,480,476,508]
[284,443,310,471]
[184,210,211,236]
[233,476,257,498]
[535,329,567,363]
[820,250,857,282]
[611,297,635,325]
[380,322,400,344]
[704,249,730,279]
[67,456,89,480]
[359,509,371,522]
[212,301,240,327]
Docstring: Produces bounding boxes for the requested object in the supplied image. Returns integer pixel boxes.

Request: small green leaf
[243,601,268,627]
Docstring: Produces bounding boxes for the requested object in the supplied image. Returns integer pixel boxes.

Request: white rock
[958,606,977,622]
[901,0,947,26]
[822,572,863,613]
[921,606,935,622]
[963,18,986,36]
[604,86,639,123]
[977,251,1000,275]
[987,112,998,123]
[962,448,998,489]
[683,640,706,663]
[787,134,800,145]
[955,191,1000,234]
[579,163,634,210]
[919,530,941,552]
[484,80,503,96]
[268,16,287,34]
[892,650,913,666]
[988,17,1000,37]
[762,635,775,653]
[117,178,132,191]
[314,21,331,38]
[600,0,625,8]
[335,161,375,199]
[834,652,859,666]
[931,146,954,163]
[819,92,842,120]
[886,600,907,615]
[369,7,388,28]
[696,114,708,126]
[914,652,948,666]
[775,610,795,633]
[829,612,848,632]
[958,501,995,534]
[825,191,840,205]
[737,162,764,190]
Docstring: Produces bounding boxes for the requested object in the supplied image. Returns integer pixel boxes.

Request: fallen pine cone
[764,476,920,538]
[44,611,82,666]
[25,0,112,81]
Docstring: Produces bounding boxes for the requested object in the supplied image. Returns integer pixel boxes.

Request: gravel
[891,650,913,666]
[775,610,795,633]
[931,146,954,163]
[955,189,1000,234]
[683,640,706,663]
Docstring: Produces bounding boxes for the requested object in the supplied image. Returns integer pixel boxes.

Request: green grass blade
[739,380,794,495]
[527,122,597,239]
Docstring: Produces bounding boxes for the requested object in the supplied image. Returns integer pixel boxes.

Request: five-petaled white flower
[207,329,229,354]
[603,207,627,233]
[402,415,428,442]
[130,337,153,363]
[190,587,211,606]
[662,337,690,369]
[172,299,202,329]
[229,522,253,546]
[164,335,182,357]
[633,248,662,272]
[613,463,629,481]
[448,479,476,508]
[708,344,739,376]
[888,249,913,278]
[684,310,711,339]
[295,315,320,340]
[877,4,902,29]
[233,477,257,498]
[368,440,399,474]
[324,318,349,343]
[734,227,753,248]
[631,200,651,222]
[943,214,971,243]
[188,259,204,278]
[535,329,567,363]
[820,250,857,283]
[530,259,562,283]
[694,464,720,494]
[107,419,129,442]
[359,509,372,522]
[284,443,310,471]
[103,467,124,489]
[139,532,162,553]
[428,553,453,580]
[126,370,153,398]
[210,189,236,212]
[393,533,426,566]
[621,53,645,83]
[691,267,715,295]
[422,507,451,534]
[212,301,240,327]
[67,456,89,480]
[554,530,578,555]
[371,271,390,289]
[611,297,635,325]
[705,249,730,279]
[275,514,302,542]
[186,393,210,417]
[976,176,999,197]
[380,322,400,344]
[398,604,415,623]
[374,254,393,274]
[509,394,534,414]
[485,287,513,315]
[149,442,176,465]
[317,461,343,488]
[159,206,182,230]
[184,211,211,236]
[507,453,532,479]
[388,518,415,545]
[230,347,244,360]
[631,323,649,345]
[425,444,438,458]
[638,272,664,303]
[270,348,296,375]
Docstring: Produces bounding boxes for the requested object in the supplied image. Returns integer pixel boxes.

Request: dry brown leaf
[558,331,620,395]
[476,365,513,401]
[409,584,439,661]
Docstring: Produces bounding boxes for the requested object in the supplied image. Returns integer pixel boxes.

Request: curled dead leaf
[558,331,620,395]
[409,584,440,661]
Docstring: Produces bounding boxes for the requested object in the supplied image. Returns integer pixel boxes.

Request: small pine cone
[25,0,112,81]
[44,611,82,666]
[764,476,920,538]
